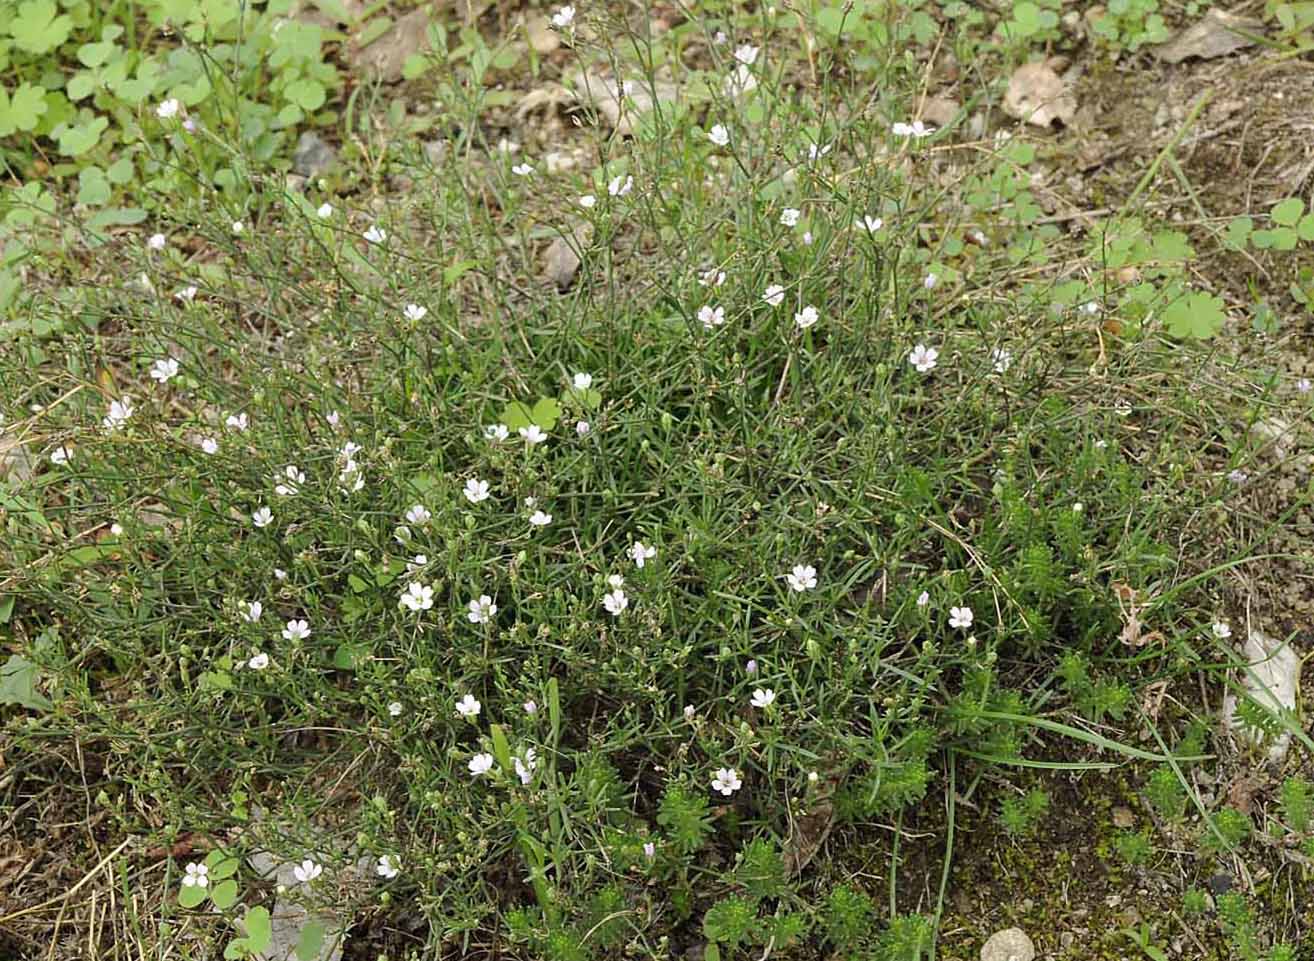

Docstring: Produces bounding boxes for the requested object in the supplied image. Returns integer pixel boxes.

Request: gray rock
[542,221,592,292]
[349,7,432,83]
[1155,10,1263,64]
[1222,629,1301,763]
[294,132,337,178]
[570,70,680,137]
[981,927,1036,961]
[0,432,36,485]
[247,850,376,961]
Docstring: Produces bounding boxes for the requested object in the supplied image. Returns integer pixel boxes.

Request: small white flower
[467,594,497,624]
[455,694,481,718]
[339,461,365,493]
[699,268,727,288]
[225,412,248,432]
[376,854,400,879]
[807,142,831,161]
[916,591,930,608]
[793,305,819,330]
[573,372,593,390]
[750,688,776,709]
[529,509,553,527]
[50,445,73,465]
[629,541,657,568]
[150,357,180,384]
[724,64,757,96]
[520,425,548,445]
[923,273,939,290]
[511,163,534,177]
[892,120,932,138]
[948,606,974,630]
[198,436,218,455]
[524,700,538,715]
[711,768,742,796]
[607,573,625,589]
[785,564,817,592]
[579,194,597,209]
[708,124,730,147]
[603,588,628,616]
[608,175,632,197]
[240,600,263,623]
[388,701,403,717]
[1211,621,1232,640]
[247,652,270,671]
[317,203,334,219]
[713,30,727,43]
[550,4,575,28]
[407,554,428,573]
[908,344,939,373]
[181,862,208,887]
[110,522,123,536]
[274,568,287,581]
[643,841,656,858]
[698,305,726,329]
[405,504,431,525]
[283,619,311,641]
[400,581,435,612]
[325,410,341,429]
[1228,468,1248,484]
[274,464,305,497]
[802,230,814,245]
[745,659,758,676]
[147,232,167,252]
[175,285,198,303]
[857,214,883,233]
[1297,377,1312,394]
[468,752,495,776]
[363,225,387,244]
[763,284,785,307]
[464,478,491,504]
[156,98,180,120]
[229,220,245,236]
[403,304,428,322]
[484,424,510,443]
[514,748,538,784]
[990,347,1013,374]
[252,507,273,528]
[733,43,759,65]
[683,704,696,720]
[575,420,590,436]
[293,859,322,884]
[102,398,134,430]
[780,208,801,227]
[182,118,197,132]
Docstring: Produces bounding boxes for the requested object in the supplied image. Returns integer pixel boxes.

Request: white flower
[708,124,730,147]
[745,659,758,676]
[404,304,428,322]
[467,594,497,624]
[734,43,759,65]
[363,225,387,244]
[150,357,180,383]
[629,541,657,568]
[948,606,974,630]
[793,305,819,330]
[520,425,548,445]
[407,554,428,573]
[274,568,287,580]
[802,231,814,245]
[232,221,245,235]
[683,704,696,720]
[240,600,263,623]
[274,464,305,497]
[146,232,167,252]
[699,268,727,288]
[908,344,939,373]
[252,507,273,528]
[1297,377,1312,394]
[916,591,930,608]
[181,862,208,887]
[780,208,801,227]
[643,841,656,858]
[468,752,495,776]
[339,461,365,493]
[550,4,575,27]
[485,423,510,442]
[514,748,538,785]
[405,504,431,525]
[763,284,785,307]
[711,768,742,796]
[102,398,134,430]
[724,64,757,96]
[1080,301,1100,316]
[283,619,311,641]
[455,694,481,718]
[225,412,248,432]
[523,700,538,715]
[990,347,1013,374]
[923,273,939,290]
[857,214,883,233]
[198,436,218,455]
[608,175,632,197]
[317,203,334,219]
[376,854,400,879]
[110,522,123,536]
[50,445,73,465]
[603,588,628,616]
[1228,468,1248,484]
[529,509,553,527]
[1211,621,1232,640]
[400,581,435,612]
[175,285,198,303]
[575,420,590,436]
[247,652,270,671]
[511,163,534,177]
[892,120,932,138]
[464,478,491,504]
[325,410,341,429]
[293,859,322,884]
[388,701,403,717]
[807,142,831,161]
[182,118,197,132]
[698,305,725,329]
[607,573,625,588]
[572,372,593,391]
[785,564,818,592]
[156,98,180,120]
[750,688,775,709]
[579,194,597,209]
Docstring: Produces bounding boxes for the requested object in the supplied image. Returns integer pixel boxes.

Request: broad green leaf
[0,654,51,711]
[0,82,48,135]
[347,573,369,593]
[179,881,207,908]
[489,723,513,772]
[1162,290,1226,340]
[1299,214,1314,243]
[9,0,73,54]
[530,396,562,429]
[1271,197,1304,227]
[67,72,97,101]
[205,851,240,879]
[1222,216,1252,251]
[209,878,238,909]
[442,259,477,283]
[56,116,108,157]
[333,642,365,670]
[0,595,14,624]
[87,207,148,230]
[500,401,534,431]
[77,166,111,206]
[244,906,272,950]
[295,920,326,961]
[284,78,325,111]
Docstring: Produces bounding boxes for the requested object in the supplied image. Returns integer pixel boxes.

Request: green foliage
[1182,887,1209,915]
[733,838,786,901]
[657,784,714,855]
[1279,777,1312,833]
[1113,829,1152,866]
[0,652,51,711]
[1202,807,1251,855]
[702,896,757,950]
[876,914,933,961]
[999,789,1049,837]
[1144,765,1186,822]
[1089,0,1170,51]
[822,884,876,950]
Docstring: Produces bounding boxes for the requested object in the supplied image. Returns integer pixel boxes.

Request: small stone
[526,15,559,54]
[1112,806,1135,828]
[350,6,432,83]
[917,94,961,129]
[542,221,593,292]
[293,132,337,178]
[1004,61,1077,128]
[571,70,680,137]
[0,433,36,485]
[981,927,1035,961]
[1154,9,1264,64]
[1207,871,1232,895]
[1222,629,1301,763]
[1249,417,1294,464]
[423,140,447,166]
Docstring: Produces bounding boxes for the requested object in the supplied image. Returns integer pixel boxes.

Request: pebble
[981,927,1036,961]
[294,131,337,178]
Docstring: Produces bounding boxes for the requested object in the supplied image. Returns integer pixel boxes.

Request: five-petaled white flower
[225,412,249,432]
[785,564,818,592]
[892,120,932,138]
[456,694,481,718]
[794,306,819,331]
[857,215,883,234]
[514,748,538,785]
[103,398,134,430]
[603,588,628,616]
[50,445,73,465]
[630,541,657,568]
[232,221,245,235]
[240,600,263,623]
[734,44,759,65]
[147,233,167,251]
[700,268,727,288]
[400,581,435,612]
[708,124,730,147]
[607,573,625,589]
[608,175,632,197]
[156,99,181,120]
[182,862,208,887]
[248,652,269,670]
[724,64,757,96]
[150,357,180,383]
[923,273,939,290]
[404,304,428,322]
[407,554,428,574]
[948,606,974,630]
[550,4,575,27]
[511,163,534,177]
[573,372,593,390]
[363,225,387,244]
[780,208,801,227]
[199,436,218,455]
[274,464,305,497]
[576,420,590,435]
[524,700,538,715]
[990,347,1013,374]
[763,284,785,307]
[520,425,548,445]
[1298,378,1312,394]
[529,509,553,527]
[711,768,742,796]
[326,411,340,429]
[175,286,198,303]
[464,478,491,504]
[405,504,431,525]
[807,142,831,161]
[698,305,725,329]
[750,688,776,709]
[643,840,656,858]
[469,752,495,776]
[252,507,273,528]
[579,194,597,209]
[486,423,510,442]
[283,619,311,641]
[916,591,930,608]
[908,344,938,373]
[376,854,400,879]
[317,203,334,219]
[293,859,322,884]
[468,594,497,624]
[388,701,403,717]
[1211,621,1232,640]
